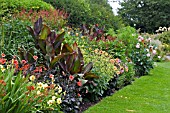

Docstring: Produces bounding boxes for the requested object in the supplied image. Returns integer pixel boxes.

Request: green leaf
[50,52,71,68]
[83,62,93,74]
[39,24,51,40]
[84,72,99,79]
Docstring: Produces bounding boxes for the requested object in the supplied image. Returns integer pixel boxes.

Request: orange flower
[77,81,82,86]
[77,93,81,97]
[0,80,6,86]
[69,75,74,81]
[27,86,35,91]
[110,59,115,64]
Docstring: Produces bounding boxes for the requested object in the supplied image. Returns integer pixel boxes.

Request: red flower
[69,75,74,81]
[1,53,6,57]
[33,55,38,61]
[77,81,82,87]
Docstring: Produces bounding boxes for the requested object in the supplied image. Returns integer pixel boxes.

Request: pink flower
[136,43,140,48]
[69,75,74,81]
[21,60,27,64]
[49,74,54,79]
[1,53,6,58]
[153,50,156,55]
[33,55,38,60]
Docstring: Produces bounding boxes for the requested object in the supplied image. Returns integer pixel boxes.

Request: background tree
[118,0,170,33]
[43,0,124,30]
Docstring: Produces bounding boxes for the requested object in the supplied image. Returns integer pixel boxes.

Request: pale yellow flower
[43,83,48,89]
[58,86,62,93]
[29,75,36,81]
[52,96,56,100]
[37,82,43,89]
[47,100,55,106]
[1,68,6,72]
[37,90,41,95]
[57,98,62,104]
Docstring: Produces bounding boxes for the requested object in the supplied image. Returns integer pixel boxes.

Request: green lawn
[84,62,170,113]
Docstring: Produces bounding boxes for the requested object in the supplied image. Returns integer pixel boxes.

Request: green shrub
[0,18,34,59]
[156,30,170,45]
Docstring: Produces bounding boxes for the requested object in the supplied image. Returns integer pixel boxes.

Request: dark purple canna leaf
[27,26,35,38]
[34,16,43,35]
[38,39,46,54]
[50,52,71,68]
[70,56,81,74]
[62,43,74,53]
[56,31,65,42]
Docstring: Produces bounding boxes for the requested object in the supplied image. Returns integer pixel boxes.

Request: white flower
[57,98,62,104]
[146,53,150,57]
[52,96,56,100]
[153,50,156,55]
[0,65,3,69]
[138,38,142,42]
[47,100,55,106]
[136,43,140,48]
[146,49,149,52]
[43,83,48,89]
[158,56,161,59]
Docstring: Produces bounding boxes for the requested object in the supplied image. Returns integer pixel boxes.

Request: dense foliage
[0,0,53,21]
[118,0,170,33]
[43,0,124,30]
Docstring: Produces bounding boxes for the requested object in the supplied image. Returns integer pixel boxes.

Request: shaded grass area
[84,62,170,113]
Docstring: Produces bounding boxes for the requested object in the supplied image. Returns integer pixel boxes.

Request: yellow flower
[113,66,117,71]
[57,98,62,104]
[105,52,109,56]
[116,71,120,75]
[29,75,36,81]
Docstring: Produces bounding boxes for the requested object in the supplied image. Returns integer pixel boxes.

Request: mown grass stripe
[85,62,170,113]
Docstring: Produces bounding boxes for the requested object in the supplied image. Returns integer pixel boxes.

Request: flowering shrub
[14,8,68,30]
[130,36,157,76]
